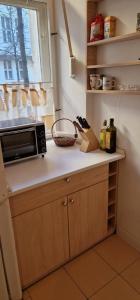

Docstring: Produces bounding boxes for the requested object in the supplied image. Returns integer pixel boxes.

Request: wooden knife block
[79,128,99,153]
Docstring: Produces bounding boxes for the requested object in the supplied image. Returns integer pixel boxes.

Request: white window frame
[0,0,52,85]
[3,60,13,80]
[0,0,59,125]
[18,59,24,80]
[1,15,12,43]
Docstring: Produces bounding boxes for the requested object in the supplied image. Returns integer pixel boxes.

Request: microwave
[0,118,47,165]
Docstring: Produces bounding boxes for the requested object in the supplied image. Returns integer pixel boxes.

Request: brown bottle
[106,118,116,153]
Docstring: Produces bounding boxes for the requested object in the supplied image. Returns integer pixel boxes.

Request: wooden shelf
[87,0,103,2]
[109,172,117,177]
[108,185,117,192]
[87,61,140,69]
[87,32,140,47]
[108,200,116,207]
[108,213,115,220]
[87,90,140,95]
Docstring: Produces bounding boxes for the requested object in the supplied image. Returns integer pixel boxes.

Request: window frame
[1,15,12,43]
[3,60,13,80]
[0,0,59,128]
[0,0,52,85]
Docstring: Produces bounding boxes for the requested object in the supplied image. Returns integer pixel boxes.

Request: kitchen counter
[5,140,125,196]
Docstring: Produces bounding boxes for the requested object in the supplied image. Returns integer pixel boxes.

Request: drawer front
[10,165,108,217]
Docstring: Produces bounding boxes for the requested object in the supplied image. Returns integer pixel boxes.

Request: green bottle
[100,120,107,150]
[106,118,116,153]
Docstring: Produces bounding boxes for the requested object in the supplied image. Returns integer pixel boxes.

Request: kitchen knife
[73,121,84,132]
[76,116,85,128]
[82,118,90,129]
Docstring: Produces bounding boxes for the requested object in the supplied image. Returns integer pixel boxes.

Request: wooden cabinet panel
[10,165,108,217]
[13,197,69,287]
[68,181,108,257]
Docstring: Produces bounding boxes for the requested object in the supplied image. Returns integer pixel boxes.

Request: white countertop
[5,140,125,196]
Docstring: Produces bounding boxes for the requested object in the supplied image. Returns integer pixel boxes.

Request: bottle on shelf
[90,14,104,42]
[136,13,140,32]
[100,120,107,150]
[106,118,116,153]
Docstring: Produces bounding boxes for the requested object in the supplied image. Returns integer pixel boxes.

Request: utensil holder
[79,128,99,152]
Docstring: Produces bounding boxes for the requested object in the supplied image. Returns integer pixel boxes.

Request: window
[1,16,12,43]
[3,60,13,80]
[0,1,56,133]
[0,2,51,84]
[18,60,23,80]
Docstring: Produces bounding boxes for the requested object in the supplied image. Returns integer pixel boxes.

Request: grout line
[94,248,140,277]
[119,273,140,295]
[94,249,119,275]
[119,256,140,274]
[63,266,88,299]
[87,274,118,299]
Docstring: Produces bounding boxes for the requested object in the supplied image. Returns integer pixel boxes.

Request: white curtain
[0,84,54,122]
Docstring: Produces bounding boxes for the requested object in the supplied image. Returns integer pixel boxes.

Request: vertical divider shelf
[86,0,98,90]
[108,161,118,234]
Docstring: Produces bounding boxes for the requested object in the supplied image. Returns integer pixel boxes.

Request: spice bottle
[104,16,116,39]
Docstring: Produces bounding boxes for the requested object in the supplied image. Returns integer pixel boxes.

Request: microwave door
[1,128,38,163]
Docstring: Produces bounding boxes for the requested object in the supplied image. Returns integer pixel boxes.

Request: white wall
[87,0,140,250]
[54,0,87,126]
[55,0,140,250]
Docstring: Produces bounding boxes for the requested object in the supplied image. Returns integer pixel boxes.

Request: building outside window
[3,60,13,80]
[1,15,12,43]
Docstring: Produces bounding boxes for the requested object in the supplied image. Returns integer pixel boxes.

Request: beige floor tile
[90,277,140,300]
[122,259,140,293]
[95,235,140,273]
[27,268,86,300]
[65,249,116,297]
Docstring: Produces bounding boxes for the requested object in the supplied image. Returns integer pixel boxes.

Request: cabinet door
[68,181,108,257]
[13,197,69,287]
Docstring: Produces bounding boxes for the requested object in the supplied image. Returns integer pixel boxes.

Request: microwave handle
[0,127,35,136]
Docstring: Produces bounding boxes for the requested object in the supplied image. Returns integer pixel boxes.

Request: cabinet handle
[65,177,71,183]
[69,198,74,204]
[62,200,68,206]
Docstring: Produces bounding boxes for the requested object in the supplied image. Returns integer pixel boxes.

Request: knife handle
[82,118,90,129]
[73,121,84,132]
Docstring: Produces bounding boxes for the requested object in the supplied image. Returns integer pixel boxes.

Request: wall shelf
[87,32,140,47]
[86,90,140,95]
[87,61,140,69]
[86,1,140,92]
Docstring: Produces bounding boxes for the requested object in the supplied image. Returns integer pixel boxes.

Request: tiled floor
[23,235,140,300]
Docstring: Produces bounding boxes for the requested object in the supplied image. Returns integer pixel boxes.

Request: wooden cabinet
[13,197,69,287]
[10,164,117,288]
[68,181,108,257]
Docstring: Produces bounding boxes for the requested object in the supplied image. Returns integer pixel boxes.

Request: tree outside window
[0,5,30,84]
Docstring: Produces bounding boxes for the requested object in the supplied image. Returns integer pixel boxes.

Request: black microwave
[0,118,47,165]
